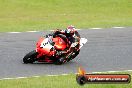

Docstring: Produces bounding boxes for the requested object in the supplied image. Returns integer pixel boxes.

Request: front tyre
[23,50,38,64]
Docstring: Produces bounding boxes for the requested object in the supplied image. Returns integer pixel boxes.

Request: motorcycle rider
[53,25,76,43]
[45,25,80,64]
[52,25,80,61]
[46,25,78,46]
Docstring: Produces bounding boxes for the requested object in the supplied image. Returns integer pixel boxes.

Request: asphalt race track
[0,27,132,78]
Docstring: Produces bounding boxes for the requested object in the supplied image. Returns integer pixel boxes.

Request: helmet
[65,25,75,35]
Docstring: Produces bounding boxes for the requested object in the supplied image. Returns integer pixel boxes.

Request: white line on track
[75,29,81,30]
[124,70,132,72]
[1,78,14,80]
[17,77,27,79]
[92,70,132,74]
[27,31,39,32]
[50,30,54,31]
[89,28,103,29]
[61,74,70,75]
[32,76,40,78]
[8,32,21,33]
[46,75,59,76]
[0,70,131,80]
[107,71,121,73]
[112,27,125,28]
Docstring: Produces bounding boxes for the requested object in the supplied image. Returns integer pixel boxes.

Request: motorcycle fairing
[36,36,67,60]
[52,37,67,51]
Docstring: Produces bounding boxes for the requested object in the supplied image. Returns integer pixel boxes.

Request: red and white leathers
[52,27,80,56]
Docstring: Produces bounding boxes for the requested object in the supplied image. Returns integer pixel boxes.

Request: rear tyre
[54,57,65,65]
[72,50,80,59]
[23,50,38,64]
[67,50,80,62]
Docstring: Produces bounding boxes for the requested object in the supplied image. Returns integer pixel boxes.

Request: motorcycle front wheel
[23,50,38,64]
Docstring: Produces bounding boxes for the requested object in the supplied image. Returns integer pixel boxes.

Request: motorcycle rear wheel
[67,50,80,62]
[23,50,38,64]
[54,57,65,65]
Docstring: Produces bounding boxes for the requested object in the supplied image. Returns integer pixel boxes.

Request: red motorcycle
[23,32,87,65]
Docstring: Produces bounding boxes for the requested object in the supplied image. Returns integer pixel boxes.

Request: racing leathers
[52,29,80,57]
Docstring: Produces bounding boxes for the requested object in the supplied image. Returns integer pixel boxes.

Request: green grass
[0,0,132,32]
[0,72,132,88]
